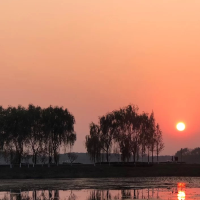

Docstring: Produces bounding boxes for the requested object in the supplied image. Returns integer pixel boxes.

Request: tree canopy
[85,105,164,163]
[0,104,76,164]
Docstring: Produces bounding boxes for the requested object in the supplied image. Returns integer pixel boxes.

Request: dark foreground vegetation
[0,163,199,179]
[0,104,164,167]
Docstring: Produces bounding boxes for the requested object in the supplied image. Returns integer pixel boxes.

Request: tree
[42,106,76,164]
[26,104,43,164]
[0,106,5,150]
[99,113,115,163]
[2,143,15,164]
[190,147,200,156]
[39,147,48,165]
[22,149,32,165]
[155,123,164,163]
[85,104,164,165]
[148,111,156,163]
[67,152,78,165]
[0,104,76,165]
[113,143,120,163]
[4,106,29,164]
[85,123,102,165]
[175,148,190,162]
[139,113,149,162]
[119,134,132,162]
[114,105,140,163]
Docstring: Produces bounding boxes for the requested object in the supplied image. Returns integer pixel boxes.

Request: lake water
[1,177,200,200]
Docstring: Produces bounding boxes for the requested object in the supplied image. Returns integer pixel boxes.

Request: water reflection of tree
[87,190,101,200]
[68,190,77,200]
[21,192,31,200]
[87,190,111,200]
[40,190,49,200]
[49,190,60,200]
[113,192,120,200]
[0,193,9,200]
[121,189,139,199]
[7,190,60,200]
[86,189,161,200]
[121,190,131,199]
[5,188,163,200]
[102,190,111,200]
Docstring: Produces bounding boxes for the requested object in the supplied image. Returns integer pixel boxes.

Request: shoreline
[0,164,199,179]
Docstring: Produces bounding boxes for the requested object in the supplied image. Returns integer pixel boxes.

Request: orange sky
[1,0,200,155]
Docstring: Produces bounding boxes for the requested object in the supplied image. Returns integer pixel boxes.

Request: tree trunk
[18,152,21,165]
[152,146,153,163]
[157,151,158,163]
[148,148,149,164]
[53,149,58,165]
[106,148,109,163]
[142,151,143,163]
[35,153,37,164]
[33,154,37,165]
[93,155,96,166]
[133,153,136,163]
[48,143,51,164]
[137,149,139,162]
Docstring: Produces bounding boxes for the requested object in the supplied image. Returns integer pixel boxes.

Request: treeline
[0,105,76,165]
[175,147,200,164]
[85,105,164,164]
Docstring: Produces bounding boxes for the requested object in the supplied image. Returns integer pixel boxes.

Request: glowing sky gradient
[1,1,200,155]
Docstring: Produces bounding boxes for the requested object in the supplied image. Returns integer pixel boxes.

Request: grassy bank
[0,164,199,179]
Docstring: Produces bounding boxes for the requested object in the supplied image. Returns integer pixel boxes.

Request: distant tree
[175,148,190,157]
[114,105,140,163]
[2,143,15,164]
[113,143,120,163]
[155,123,164,163]
[39,147,48,165]
[190,147,200,156]
[148,111,156,163]
[99,113,115,163]
[0,104,77,166]
[4,106,29,164]
[85,104,164,165]
[26,104,43,164]
[42,106,76,164]
[175,148,191,162]
[22,149,32,165]
[67,152,78,165]
[119,134,132,162]
[0,106,5,150]
[139,113,149,162]
[85,123,102,165]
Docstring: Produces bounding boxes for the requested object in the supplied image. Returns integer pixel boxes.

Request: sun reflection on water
[177,191,185,200]
[177,183,186,200]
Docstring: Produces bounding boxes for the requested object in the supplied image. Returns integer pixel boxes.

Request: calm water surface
[1,177,200,200]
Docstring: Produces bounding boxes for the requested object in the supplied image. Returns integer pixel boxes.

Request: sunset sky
[1,0,200,155]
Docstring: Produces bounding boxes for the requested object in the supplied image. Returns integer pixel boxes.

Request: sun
[176,122,185,131]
